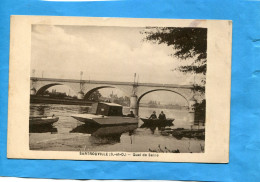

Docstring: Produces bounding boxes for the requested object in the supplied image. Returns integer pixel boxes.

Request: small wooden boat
[29,116,59,126]
[71,102,138,126]
[140,118,174,126]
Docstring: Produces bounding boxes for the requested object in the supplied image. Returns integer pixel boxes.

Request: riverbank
[29,103,204,153]
[30,95,93,106]
[160,127,205,140]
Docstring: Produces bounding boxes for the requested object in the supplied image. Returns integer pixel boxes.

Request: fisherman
[158,111,166,120]
[127,111,135,118]
[149,111,157,119]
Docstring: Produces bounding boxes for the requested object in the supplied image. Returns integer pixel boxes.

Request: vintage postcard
[7,16,232,163]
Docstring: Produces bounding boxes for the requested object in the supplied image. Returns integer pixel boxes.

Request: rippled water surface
[29,103,205,153]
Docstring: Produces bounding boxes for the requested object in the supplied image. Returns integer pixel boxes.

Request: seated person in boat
[158,111,166,120]
[127,111,135,118]
[149,111,157,119]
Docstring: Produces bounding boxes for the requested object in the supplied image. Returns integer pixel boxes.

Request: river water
[29,103,205,153]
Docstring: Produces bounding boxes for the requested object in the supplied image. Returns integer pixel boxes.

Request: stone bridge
[30,77,196,115]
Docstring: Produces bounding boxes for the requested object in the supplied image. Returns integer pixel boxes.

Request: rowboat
[140,118,174,126]
[71,102,138,126]
[29,116,59,126]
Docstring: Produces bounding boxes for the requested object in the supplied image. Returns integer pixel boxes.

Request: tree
[143,27,207,122]
[142,27,207,86]
[88,90,102,101]
[194,99,206,123]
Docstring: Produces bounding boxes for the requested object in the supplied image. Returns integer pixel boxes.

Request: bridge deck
[30,77,194,89]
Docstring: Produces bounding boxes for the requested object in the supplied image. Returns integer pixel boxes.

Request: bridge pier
[29,77,197,115]
[188,97,196,113]
[130,95,139,116]
[77,91,84,99]
[30,88,36,95]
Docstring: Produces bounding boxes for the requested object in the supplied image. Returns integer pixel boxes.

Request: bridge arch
[137,89,190,106]
[83,84,134,100]
[84,86,114,100]
[129,89,191,116]
[36,83,77,96]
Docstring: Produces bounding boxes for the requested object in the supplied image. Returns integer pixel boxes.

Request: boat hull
[71,114,138,126]
[29,116,59,126]
[140,118,174,126]
[71,123,138,136]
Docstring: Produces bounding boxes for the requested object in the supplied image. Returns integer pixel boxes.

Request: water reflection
[29,124,57,133]
[140,122,173,134]
[77,106,89,114]
[140,122,173,128]
[70,124,138,144]
[30,105,51,116]
[29,104,205,153]
[193,120,205,127]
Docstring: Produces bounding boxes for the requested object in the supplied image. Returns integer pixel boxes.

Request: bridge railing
[30,77,194,89]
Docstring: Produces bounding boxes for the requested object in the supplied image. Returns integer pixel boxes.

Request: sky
[31,25,195,105]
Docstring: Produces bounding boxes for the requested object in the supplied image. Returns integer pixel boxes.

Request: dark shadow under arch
[36,83,76,96]
[84,86,115,100]
[137,89,189,106]
[36,83,62,95]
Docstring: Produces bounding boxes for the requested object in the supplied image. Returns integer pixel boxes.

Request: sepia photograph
[29,24,206,153]
[8,16,231,162]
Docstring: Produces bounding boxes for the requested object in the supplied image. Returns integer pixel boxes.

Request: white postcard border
[7,16,232,163]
